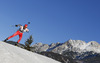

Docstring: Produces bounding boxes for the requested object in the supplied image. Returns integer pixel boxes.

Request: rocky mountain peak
[66,39,86,46]
[30,40,100,63]
[31,39,100,54]
[87,41,100,47]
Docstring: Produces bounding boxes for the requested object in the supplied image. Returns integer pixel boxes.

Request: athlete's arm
[15,24,22,27]
[26,29,29,33]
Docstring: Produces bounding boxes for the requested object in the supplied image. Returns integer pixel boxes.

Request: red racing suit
[8,25,29,43]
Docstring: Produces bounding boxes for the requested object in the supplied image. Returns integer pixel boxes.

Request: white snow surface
[0,41,60,63]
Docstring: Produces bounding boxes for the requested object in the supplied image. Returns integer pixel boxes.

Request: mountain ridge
[30,39,100,63]
[31,39,100,54]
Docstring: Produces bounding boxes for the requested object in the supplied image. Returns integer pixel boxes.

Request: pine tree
[25,35,33,51]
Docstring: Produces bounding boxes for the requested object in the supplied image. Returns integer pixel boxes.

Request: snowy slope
[0,41,60,63]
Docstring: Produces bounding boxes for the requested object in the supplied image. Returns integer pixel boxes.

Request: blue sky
[0,0,100,44]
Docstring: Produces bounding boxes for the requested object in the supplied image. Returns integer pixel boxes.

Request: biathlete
[4,24,29,45]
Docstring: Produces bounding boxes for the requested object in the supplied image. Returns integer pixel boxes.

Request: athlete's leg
[17,33,23,43]
[8,31,19,40]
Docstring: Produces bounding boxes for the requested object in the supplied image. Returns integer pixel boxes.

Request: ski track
[0,41,60,63]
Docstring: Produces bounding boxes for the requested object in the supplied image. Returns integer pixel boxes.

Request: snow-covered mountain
[30,39,100,63]
[0,41,60,63]
[31,39,100,54]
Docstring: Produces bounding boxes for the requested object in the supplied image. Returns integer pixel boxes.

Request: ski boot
[3,38,8,42]
[15,42,19,46]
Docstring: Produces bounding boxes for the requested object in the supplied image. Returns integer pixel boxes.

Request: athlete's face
[24,26,27,29]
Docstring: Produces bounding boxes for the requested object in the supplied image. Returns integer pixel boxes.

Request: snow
[0,41,60,63]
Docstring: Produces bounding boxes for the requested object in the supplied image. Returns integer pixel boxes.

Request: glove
[15,25,18,27]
